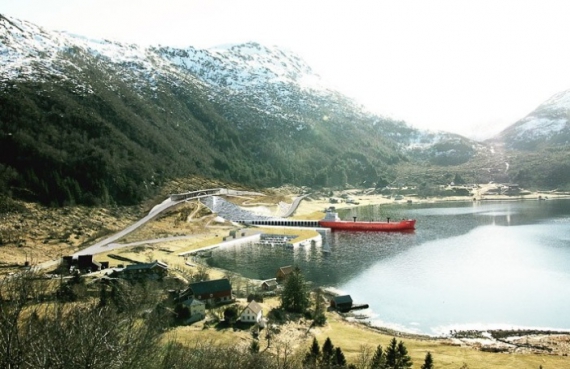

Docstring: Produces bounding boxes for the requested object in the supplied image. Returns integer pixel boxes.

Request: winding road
[72,188,267,257]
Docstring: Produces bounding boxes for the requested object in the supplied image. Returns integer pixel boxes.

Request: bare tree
[354,344,374,369]
[0,270,44,368]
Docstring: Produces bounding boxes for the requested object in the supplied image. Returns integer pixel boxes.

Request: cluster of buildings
[65,254,356,325]
[168,264,302,325]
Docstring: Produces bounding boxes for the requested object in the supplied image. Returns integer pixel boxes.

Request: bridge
[236,219,321,228]
[169,188,266,202]
[169,188,221,201]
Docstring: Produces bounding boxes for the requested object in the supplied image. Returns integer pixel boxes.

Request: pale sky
[3,0,570,140]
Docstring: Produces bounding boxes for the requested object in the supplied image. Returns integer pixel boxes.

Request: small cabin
[261,279,278,291]
[276,265,294,282]
[330,295,353,312]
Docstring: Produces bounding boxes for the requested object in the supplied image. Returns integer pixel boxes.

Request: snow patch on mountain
[516,117,567,139]
[506,89,570,142]
[537,89,570,111]
[159,42,328,93]
[1,15,327,96]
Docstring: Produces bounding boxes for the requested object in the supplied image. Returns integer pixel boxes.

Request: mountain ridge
[2,13,569,205]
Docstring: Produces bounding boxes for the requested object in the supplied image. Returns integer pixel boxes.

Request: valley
[1,11,570,368]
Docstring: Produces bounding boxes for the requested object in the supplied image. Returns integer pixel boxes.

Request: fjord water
[207,199,570,335]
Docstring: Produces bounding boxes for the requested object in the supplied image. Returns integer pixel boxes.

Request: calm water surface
[207,199,570,335]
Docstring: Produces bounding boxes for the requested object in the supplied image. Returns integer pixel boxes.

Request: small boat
[319,207,415,231]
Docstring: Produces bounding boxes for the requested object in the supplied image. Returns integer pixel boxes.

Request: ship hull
[319,219,416,231]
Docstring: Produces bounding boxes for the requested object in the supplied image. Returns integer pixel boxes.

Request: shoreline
[293,190,570,218]
[234,192,570,347]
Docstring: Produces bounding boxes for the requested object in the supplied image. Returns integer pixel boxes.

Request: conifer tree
[396,341,413,368]
[421,351,434,369]
[280,266,309,313]
[303,337,320,367]
[313,288,327,326]
[98,284,108,307]
[335,347,347,367]
[385,337,413,369]
[310,337,321,357]
[370,344,386,368]
[321,337,335,366]
[386,338,398,368]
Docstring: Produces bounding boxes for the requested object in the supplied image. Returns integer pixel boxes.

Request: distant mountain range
[1,14,569,205]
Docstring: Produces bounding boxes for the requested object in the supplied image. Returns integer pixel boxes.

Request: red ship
[318,207,416,231]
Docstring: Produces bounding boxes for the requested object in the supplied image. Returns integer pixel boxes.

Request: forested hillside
[0,15,422,206]
[0,73,404,206]
[4,13,570,208]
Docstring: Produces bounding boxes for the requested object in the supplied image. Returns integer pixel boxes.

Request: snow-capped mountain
[494,89,570,149]
[0,14,496,205]
[159,42,325,92]
[0,14,337,111]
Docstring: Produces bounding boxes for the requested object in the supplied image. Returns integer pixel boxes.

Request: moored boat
[319,207,415,231]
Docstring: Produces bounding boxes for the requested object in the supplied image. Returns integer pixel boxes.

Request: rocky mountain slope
[0,14,521,206]
[495,89,570,150]
[485,90,570,189]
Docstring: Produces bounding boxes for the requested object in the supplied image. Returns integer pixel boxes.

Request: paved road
[73,197,184,257]
[72,188,266,257]
[281,194,310,218]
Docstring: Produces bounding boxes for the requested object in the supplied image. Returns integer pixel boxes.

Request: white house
[240,300,263,323]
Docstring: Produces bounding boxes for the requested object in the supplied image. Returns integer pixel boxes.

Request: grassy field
[312,313,568,369]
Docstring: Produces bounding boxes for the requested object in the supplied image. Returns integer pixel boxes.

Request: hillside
[0,14,493,206]
[489,89,570,189]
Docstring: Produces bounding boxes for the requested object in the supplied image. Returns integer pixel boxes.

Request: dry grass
[311,313,569,369]
[0,201,142,271]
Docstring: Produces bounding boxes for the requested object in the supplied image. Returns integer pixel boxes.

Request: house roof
[242,300,262,315]
[262,279,278,286]
[182,298,205,307]
[333,295,353,305]
[278,265,293,275]
[125,260,168,271]
[189,278,232,295]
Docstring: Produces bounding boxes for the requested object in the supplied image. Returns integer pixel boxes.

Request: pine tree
[335,347,347,367]
[313,288,327,326]
[321,337,335,366]
[280,266,309,313]
[310,337,321,357]
[386,338,398,368]
[370,344,386,368]
[421,351,433,369]
[385,337,413,369]
[396,341,413,369]
[303,337,320,367]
